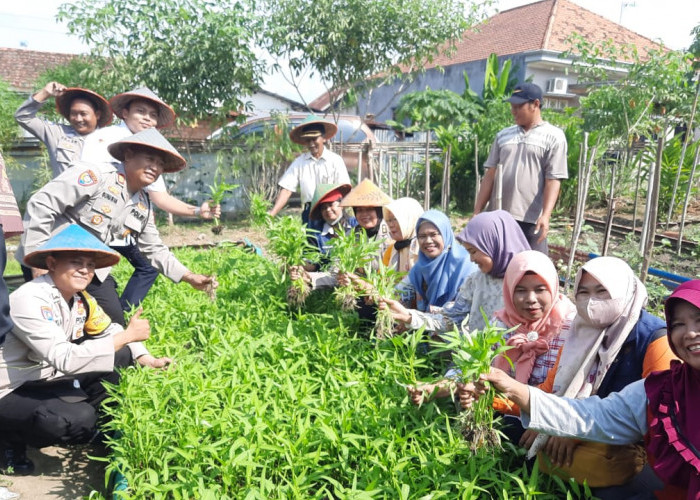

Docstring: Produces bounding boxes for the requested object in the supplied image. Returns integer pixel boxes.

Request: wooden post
[424,133,431,210]
[441,144,452,213]
[677,141,700,255]
[641,135,665,283]
[632,149,643,233]
[405,152,411,197]
[665,79,700,229]
[474,137,480,209]
[601,157,617,256]
[566,132,590,292]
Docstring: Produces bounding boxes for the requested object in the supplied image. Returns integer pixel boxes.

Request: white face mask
[576,297,625,328]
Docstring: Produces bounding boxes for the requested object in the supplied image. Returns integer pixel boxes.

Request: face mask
[576,297,624,328]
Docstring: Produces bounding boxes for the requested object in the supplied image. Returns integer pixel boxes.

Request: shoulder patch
[78,170,98,186]
[41,306,54,321]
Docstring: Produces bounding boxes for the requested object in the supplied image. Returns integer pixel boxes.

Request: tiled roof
[424,0,663,69]
[0,47,76,93]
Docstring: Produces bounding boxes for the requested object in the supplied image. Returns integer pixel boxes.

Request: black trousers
[113,244,159,311]
[517,220,548,255]
[0,347,132,449]
[86,275,126,327]
[0,229,13,345]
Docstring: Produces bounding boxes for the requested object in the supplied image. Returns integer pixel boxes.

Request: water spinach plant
[328,228,382,311]
[207,168,238,234]
[362,262,403,338]
[433,317,514,452]
[101,245,593,499]
[266,215,319,307]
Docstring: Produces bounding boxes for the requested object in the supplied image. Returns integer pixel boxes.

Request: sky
[0,0,698,103]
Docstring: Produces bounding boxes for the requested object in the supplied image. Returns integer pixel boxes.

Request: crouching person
[0,225,170,475]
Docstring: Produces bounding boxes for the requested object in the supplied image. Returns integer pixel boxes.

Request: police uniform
[0,274,142,449]
[16,160,190,325]
[14,97,85,178]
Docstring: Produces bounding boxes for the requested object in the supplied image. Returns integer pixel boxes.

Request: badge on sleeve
[91,215,104,226]
[116,174,125,186]
[108,186,121,195]
[137,202,147,211]
[78,170,98,186]
[101,205,112,214]
[41,306,54,321]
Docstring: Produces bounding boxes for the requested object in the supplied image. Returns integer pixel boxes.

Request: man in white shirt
[269,116,351,224]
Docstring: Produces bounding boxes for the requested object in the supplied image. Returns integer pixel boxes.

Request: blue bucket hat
[23,224,121,270]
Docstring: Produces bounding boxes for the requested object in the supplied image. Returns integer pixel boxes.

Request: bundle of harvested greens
[362,262,403,338]
[248,192,271,228]
[328,228,381,311]
[266,216,319,307]
[433,318,513,452]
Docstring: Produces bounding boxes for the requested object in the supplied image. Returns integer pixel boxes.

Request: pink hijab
[492,250,574,383]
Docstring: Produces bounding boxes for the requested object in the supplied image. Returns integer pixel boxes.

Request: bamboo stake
[601,155,618,256]
[566,132,589,292]
[665,79,700,229]
[632,149,643,233]
[641,135,665,283]
[474,137,480,209]
[677,141,700,255]
[441,144,452,213]
[424,133,431,210]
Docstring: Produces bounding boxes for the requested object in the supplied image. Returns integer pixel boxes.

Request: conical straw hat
[24,224,120,270]
[107,128,186,173]
[109,87,176,128]
[55,88,113,128]
[340,179,392,207]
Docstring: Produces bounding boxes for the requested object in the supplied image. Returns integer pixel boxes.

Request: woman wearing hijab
[470,257,676,498]
[382,209,529,334]
[381,197,424,273]
[479,279,700,500]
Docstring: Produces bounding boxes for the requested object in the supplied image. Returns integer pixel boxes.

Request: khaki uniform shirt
[16,160,189,282]
[15,97,85,178]
[0,275,147,400]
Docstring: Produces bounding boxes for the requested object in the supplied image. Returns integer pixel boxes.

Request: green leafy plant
[207,168,238,234]
[432,317,513,452]
[361,262,404,339]
[248,192,272,229]
[266,215,319,307]
[328,228,382,311]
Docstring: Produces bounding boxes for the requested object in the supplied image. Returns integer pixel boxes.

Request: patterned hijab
[492,251,575,383]
[645,280,700,496]
[408,210,475,311]
[456,210,530,278]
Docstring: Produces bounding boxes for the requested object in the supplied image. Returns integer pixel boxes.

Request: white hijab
[528,256,647,458]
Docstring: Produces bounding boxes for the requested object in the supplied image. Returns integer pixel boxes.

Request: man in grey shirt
[473,83,568,253]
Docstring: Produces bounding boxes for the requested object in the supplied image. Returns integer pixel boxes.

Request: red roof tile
[0,47,76,93]
[424,0,663,70]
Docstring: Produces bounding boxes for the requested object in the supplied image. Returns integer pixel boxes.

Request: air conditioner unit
[546,77,568,95]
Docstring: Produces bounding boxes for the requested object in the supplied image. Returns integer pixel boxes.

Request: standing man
[15,82,112,177]
[269,116,351,224]
[473,83,568,253]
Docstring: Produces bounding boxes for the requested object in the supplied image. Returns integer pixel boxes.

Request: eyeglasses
[320,201,340,211]
[417,231,441,242]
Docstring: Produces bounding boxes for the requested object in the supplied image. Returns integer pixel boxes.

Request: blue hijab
[408,210,476,311]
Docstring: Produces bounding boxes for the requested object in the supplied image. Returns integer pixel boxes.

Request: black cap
[506,83,543,104]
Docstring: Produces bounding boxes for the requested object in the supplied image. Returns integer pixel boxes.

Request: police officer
[16,128,218,326]
[15,81,112,177]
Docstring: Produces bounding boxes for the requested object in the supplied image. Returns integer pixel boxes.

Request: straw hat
[55,88,113,128]
[24,224,120,270]
[109,87,176,129]
[309,183,351,220]
[339,179,392,207]
[289,115,338,145]
[108,128,186,173]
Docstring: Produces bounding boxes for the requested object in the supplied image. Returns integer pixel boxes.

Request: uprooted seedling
[266,216,319,308]
[329,228,381,312]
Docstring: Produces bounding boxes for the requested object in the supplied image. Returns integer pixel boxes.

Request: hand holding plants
[136,354,174,370]
[182,272,219,291]
[379,297,411,324]
[198,201,221,220]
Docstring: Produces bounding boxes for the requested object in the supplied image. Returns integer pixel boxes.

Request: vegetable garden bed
[104,246,590,499]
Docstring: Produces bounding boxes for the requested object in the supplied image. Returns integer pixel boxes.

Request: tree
[0,79,24,159]
[263,0,491,114]
[57,0,264,120]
